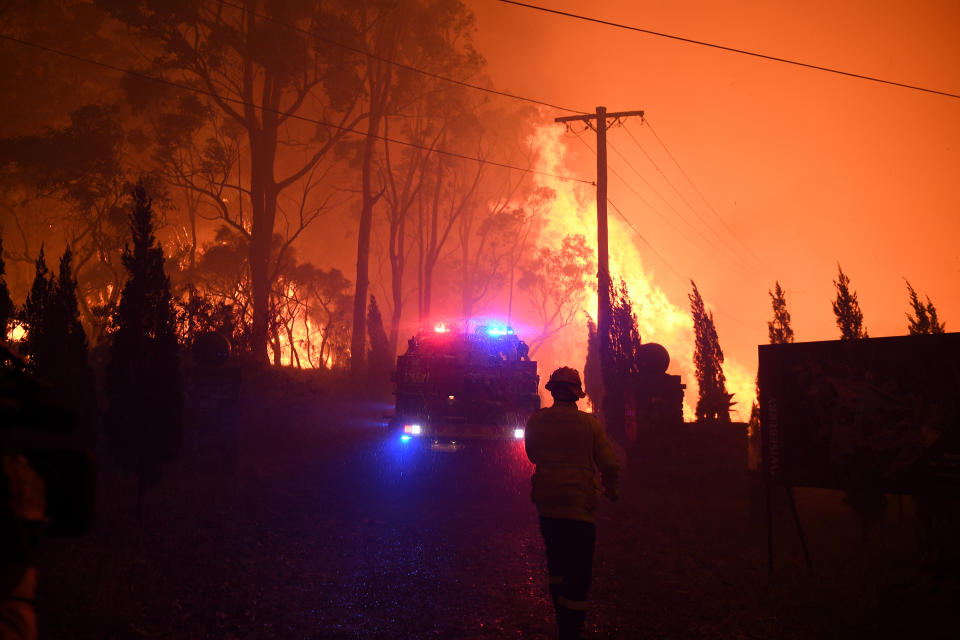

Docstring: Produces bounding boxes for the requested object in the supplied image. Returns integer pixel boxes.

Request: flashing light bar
[513,428,525,439]
[434,322,449,333]
[486,325,514,336]
[400,434,412,442]
[403,424,423,436]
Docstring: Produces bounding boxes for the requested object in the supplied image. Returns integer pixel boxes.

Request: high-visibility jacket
[524,401,621,523]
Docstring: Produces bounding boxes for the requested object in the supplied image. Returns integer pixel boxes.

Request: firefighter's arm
[523,413,540,465]
[592,420,621,502]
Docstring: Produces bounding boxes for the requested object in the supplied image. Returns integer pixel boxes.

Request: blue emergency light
[485,325,514,336]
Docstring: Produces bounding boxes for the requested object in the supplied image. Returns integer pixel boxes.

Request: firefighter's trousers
[539,517,595,639]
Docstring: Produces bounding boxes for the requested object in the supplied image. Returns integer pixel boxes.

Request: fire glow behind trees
[0,0,957,414]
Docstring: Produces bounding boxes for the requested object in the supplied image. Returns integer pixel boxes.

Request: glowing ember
[6,322,26,342]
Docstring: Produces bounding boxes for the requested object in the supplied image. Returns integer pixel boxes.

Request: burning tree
[0,104,140,343]
[104,184,182,514]
[518,233,596,355]
[689,281,733,423]
[353,0,487,369]
[456,183,552,322]
[98,0,366,365]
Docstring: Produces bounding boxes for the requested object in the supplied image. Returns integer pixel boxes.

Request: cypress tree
[21,246,53,369]
[105,184,182,513]
[50,248,98,444]
[831,266,883,537]
[597,279,645,443]
[607,279,643,378]
[689,281,733,422]
[905,280,945,335]
[832,265,867,340]
[583,317,603,415]
[366,295,392,394]
[17,247,97,442]
[767,281,794,345]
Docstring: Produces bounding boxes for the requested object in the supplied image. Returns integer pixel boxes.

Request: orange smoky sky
[467,0,960,405]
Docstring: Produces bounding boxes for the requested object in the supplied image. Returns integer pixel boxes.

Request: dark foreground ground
[37,372,960,638]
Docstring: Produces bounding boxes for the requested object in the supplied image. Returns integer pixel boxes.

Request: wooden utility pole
[555,107,644,389]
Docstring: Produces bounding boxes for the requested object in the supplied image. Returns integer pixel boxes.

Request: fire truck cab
[391,322,539,446]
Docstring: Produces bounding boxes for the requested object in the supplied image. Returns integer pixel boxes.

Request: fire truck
[390,322,540,447]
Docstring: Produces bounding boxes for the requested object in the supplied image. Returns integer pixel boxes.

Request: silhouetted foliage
[21,246,53,367]
[0,235,12,334]
[905,280,945,335]
[97,0,366,365]
[599,278,647,441]
[605,278,644,379]
[831,267,883,535]
[366,295,392,394]
[583,317,603,414]
[767,281,794,345]
[174,292,242,355]
[518,233,596,355]
[832,264,867,340]
[0,103,149,343]
[750,281,796,448]
[18,245,97,441]
[104,184,182,512]
[689,281,733,422]
[50,248,98,442]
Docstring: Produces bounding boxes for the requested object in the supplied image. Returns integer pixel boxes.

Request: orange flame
[523,123,753,420]
[6,322,26,343]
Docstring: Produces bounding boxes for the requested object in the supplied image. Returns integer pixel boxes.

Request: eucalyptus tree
[98,0,366,363]
[349,0,484,371]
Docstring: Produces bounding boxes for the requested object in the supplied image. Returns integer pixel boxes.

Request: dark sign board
[758,333,960,494]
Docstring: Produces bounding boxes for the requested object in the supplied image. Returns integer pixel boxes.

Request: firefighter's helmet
[545,366,586,398]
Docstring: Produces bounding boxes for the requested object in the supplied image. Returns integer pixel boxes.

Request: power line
[572,126,752,273]
[217,0,589,115]
[609,198,759,334]
[631,118,759,259]
[606,136,748,268]
[606,197,687,285]
[496,0,960,101]
[0,33,593,185]
[618,122,719,237]
[568,128,687,242]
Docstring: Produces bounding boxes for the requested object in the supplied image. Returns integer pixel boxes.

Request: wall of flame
[524,123,755,421]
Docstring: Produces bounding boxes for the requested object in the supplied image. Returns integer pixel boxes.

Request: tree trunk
[388,204,405,355]
[249,121,279,365]
[421,155,443,322]
[350,120,380,376]
[460,230,472,320]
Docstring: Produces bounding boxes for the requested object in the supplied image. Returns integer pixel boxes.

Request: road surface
[36,387,958,638]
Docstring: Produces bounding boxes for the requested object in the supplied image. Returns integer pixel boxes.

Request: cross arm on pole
[554,109,644,124]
